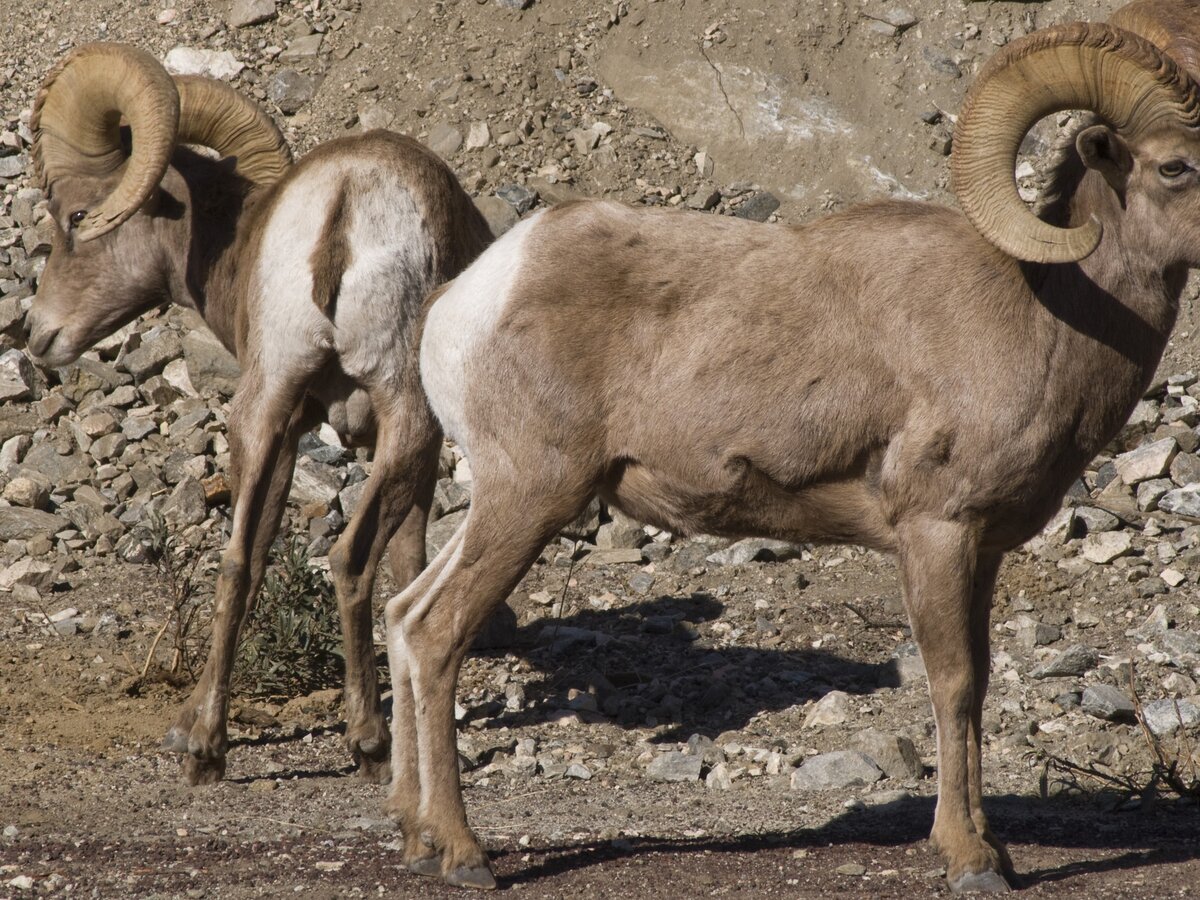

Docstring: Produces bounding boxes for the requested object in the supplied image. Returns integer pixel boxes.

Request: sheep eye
[68,210,87,227]
[1159,160,1189,178]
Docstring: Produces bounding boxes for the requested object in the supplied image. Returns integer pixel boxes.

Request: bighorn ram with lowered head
[382,16,1200,893]
[25,43,491,786]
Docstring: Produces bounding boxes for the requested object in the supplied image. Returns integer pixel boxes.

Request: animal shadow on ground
[496,792,1200,890]
[478,590,906,742]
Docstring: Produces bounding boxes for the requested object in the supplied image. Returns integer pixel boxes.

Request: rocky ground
[5,0,1200,896]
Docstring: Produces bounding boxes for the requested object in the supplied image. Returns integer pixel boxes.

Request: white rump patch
[420,211,541,456]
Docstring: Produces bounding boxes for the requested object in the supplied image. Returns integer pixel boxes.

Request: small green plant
[234,536,344,697]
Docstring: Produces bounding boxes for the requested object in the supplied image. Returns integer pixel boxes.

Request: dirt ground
[6,0,1200,897]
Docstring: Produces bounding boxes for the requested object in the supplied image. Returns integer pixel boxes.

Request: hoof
[444,864,497,890]
[351,736,392,784]
[405,856,442,878]
[161,726,189,755]
[949,870,1012,894]
[181,753,226,787]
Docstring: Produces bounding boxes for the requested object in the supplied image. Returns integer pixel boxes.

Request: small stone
[706,537,802,566]
[465,121,491,150]
[279,33,324,62]
[836,863,867,877]
[268,69,317,114]
[0,507,68,542]
[646,751,702,782]
[851,728,923,780]
[564,763,592,780]
[804,690,851,728]
[686,184,721,211]
[1115,438,1178,485]
[474,195,519,237]
[2,476,48,510]
[0,349,34,402]
[496,183,539,214]
[1031,644,1099,679]
[427,123,464,159]
[705,761,732,790]
[164,47,245,80]
[495,0,533,7]
[163,476,208,528]
[1162,567,1187,587]
[1159,484,1200,517]
[884,8,919,29]
[1073,506,1119,534]
[1080,684,1136,722]
[1138,478,1174,511]
[228,0,277,28]
[0,558,55,592]
[1079,531,1132,564]
[790,751,883,790]
[733,191,780,222]
[119,333,183,382]
[1142,698,1200,735]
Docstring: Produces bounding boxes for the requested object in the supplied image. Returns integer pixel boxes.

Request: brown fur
[380,120,1200,891]
[27,128,493,787]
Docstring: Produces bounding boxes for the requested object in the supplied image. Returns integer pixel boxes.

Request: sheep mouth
[25,329,83,370]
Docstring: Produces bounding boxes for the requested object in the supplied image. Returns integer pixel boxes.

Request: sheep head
[951,22,1200,265]
[26,43,291,368]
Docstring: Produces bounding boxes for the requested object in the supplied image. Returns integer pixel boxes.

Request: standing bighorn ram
[383,15,1200,894]
[25,44,491,785]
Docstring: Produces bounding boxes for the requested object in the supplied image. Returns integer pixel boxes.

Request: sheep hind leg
[897,517,1010,894]
[328,399,439,784]
[165,380,323,785]
[401,476,589,889]
[383,525,467,876]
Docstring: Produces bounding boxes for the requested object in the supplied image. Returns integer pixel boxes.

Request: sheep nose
[20,315,31,344]
[24,318,57,359]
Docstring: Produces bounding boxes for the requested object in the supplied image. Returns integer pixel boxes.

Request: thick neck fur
[1034,134,1187,456]
[167,148,271,358]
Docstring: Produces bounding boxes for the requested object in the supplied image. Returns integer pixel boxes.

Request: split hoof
[948,869,1012,894]
[405,856,442,878]
[444,864,497,890]
[181,753,226,787]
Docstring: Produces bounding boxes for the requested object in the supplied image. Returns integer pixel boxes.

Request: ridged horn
[1110,0,1200,79]
[31,42,179,243]
[952,22,1200,264]
[175,76,292,186]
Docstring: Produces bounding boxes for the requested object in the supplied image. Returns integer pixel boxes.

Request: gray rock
[0,507,68,541]
[1080,684,1136,722]
[427,123,464,159]
[0,558,55,592]
[1079,531,1131,564]
[1073,506,1119,534]
[1115,438,1177,485]
[1031,644,1099,679]
[119,332,183,382]
[1142,698,1200,735]
[163,476,208,528]
[0,155,28,179]
[1158,630,1200,664]
[596,512,645,550]
[18,443,91,486]
[228,0,277,28]
[804,690,851,727]
[495,0,533,8]
[790,750,883,791]
[496,183,539,214]
[0,349,34,402]
[338,480,367,521]
[268,69,317,114]
[289,457,344,506]
[1138,478,1174,511]
[733,191,780,222]
[851,728,923,780]
[646,751,702,782]
[280,33,324,62]
[165,47,245,80]
[474,195,519,237]
[1170,452,1200,486]
[706,537,802,566]
[1159,484,1200,518]
[2,476,48,510]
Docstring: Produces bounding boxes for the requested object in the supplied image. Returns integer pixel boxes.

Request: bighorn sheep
[24,43,491,785]
[382,18,1200,893]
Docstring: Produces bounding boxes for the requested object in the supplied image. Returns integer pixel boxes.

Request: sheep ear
[1076,125,1133,197]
